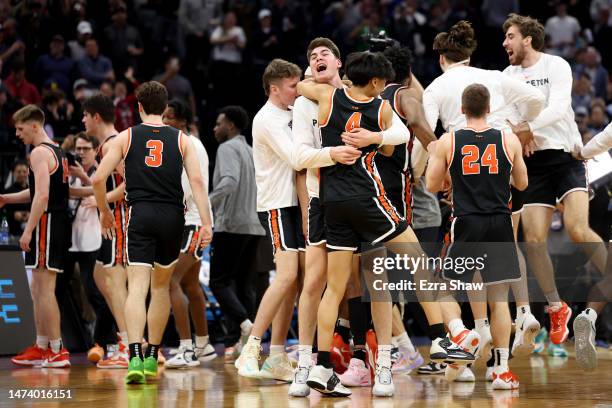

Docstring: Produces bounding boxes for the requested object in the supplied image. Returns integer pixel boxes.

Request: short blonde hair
[262,59,301,96]
[13,104,45,124]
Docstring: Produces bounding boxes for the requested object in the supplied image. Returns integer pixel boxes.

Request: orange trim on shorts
[364,152,402,224]
[38,213,48,268]
[188,228,199,254]
[114,205,123,265]
[269,209,282,251]
[404,179,413,225]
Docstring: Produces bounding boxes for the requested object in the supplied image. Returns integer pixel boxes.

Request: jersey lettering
[145,140,163,167]
[345,112,362,132]
[461,144,499,175]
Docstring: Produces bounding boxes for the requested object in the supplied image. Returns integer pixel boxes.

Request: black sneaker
[306,365,351,397]
[417,361,446,375]
[431,337,476,364]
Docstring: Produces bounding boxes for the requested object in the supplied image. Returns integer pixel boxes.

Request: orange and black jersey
[320,88,388,203]
[377,83,415,222]
[124,123,184,207]
[96,134,124,210]
[28,142,69,212]
[449,128,513,217]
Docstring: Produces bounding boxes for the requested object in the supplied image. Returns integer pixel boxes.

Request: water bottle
[0,217,9,245]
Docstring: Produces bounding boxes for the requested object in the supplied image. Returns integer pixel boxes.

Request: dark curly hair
[433,20,477,62]
[345,51,395,87]
[383,46,413,84]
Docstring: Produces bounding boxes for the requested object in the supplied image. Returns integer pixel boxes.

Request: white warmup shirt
[253,101,298,211]
[582,122,612,159]
[181,135,213,226]
[504,52,583,152]
[69,170,101,252]
[423,64,545,132]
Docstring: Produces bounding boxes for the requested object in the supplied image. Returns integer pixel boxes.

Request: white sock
[298,345,312,367]
[337,318,350,328]
[493,348,509,375]
[393,332,416,353]
[544,292,562,310]
[583,308,598,324]
[50,339,62,354]
[448,318,466,338]
[474,318,489,331]
[377,345,392,368]
[240,319,253,336]
[269,345,285,356]
[248,335,261,346]
[36,335,48,350]
[118,331,128,347]
[516,305,531,321]
[179,339,193,350]
[195,335,209,348]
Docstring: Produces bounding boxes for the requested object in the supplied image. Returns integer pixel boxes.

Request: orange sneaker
[12,345,46,367]
[87,344,105,363]
[451,329,481,354]
[42,348,71,368]
[330,333,352,374]
[549,302,572,344]
[365,329,378,381]
[491,370,519,390]
[97,344,129,369]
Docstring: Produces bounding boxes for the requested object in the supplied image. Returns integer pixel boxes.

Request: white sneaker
[236,342,262,378]
[455,366,475,382]
[485,366,494,382]
[372,365,394,397]
[475,325,493,361]
[258,352,295,382]
[512,313,540,357]
[288,365,310,397]
[195,343,217,362]
[573,310,597,370]
[306,365,351,397]
[444,363,465,382]
[165,348,200,369]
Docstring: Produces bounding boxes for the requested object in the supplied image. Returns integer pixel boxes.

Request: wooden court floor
[0,345,611,408]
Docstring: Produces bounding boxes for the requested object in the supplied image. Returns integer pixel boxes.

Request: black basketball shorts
[97,202,128,267]
[258,206,305,255]
[524,149,588,208]
[25,211,70,273]
[180,224,204,260]
[307,197,326,246]
[324,196,408,251]
[126,202,184,268]
[442,213,520,285]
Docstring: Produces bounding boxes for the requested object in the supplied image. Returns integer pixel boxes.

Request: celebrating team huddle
[1,11,610,402]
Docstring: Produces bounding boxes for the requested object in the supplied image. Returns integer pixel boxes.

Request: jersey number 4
[461,144,499,175]
[145,140,164,167]
[345,112,362,132]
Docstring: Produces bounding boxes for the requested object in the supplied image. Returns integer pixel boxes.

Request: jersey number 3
[461,144,498,175]
[145,140,164,167]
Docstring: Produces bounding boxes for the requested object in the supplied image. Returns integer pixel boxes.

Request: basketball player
[92,81,213,384]
[162,100,216,368]
[423,21,546,377]
[299,51,474,398]
[2,105,71,367]
[502,13,607,346]
[235,59,304,382]
[81,94,130,368]
[426,83,528,390]
[572,121,612,370]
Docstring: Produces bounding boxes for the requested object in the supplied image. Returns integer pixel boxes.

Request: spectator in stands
[210,11,246,107]
[78,38,114,87]
[573,73,595,111]
[41,89,74,140]
[34,35,76,95]
[2,160,29,238]
[103,3,143,75]
[575,106,591,138]
[208,105,265,354]
[4,60,41,106]
[545,1,581,59]
[252,9,279,68]
[99,81,114,98]
[68,21,93,61]
[390,1,426,57]
[574,47,609,100]
[0,84,16,146]
[153,56,196,118]
[0,18,25,78]
[589,103,609,133]
[113,80,137,132]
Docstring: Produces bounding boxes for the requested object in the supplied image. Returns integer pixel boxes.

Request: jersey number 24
[461,144,499,175]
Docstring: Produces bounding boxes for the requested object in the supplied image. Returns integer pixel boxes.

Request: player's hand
[19,230,32,252]
[81,196,97,208]
[330,145,361,165]
[0,194,6,209]
[571,144,586,161]
[99,207,116,240]
[341,128,381,148]
[197,224,213,249]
